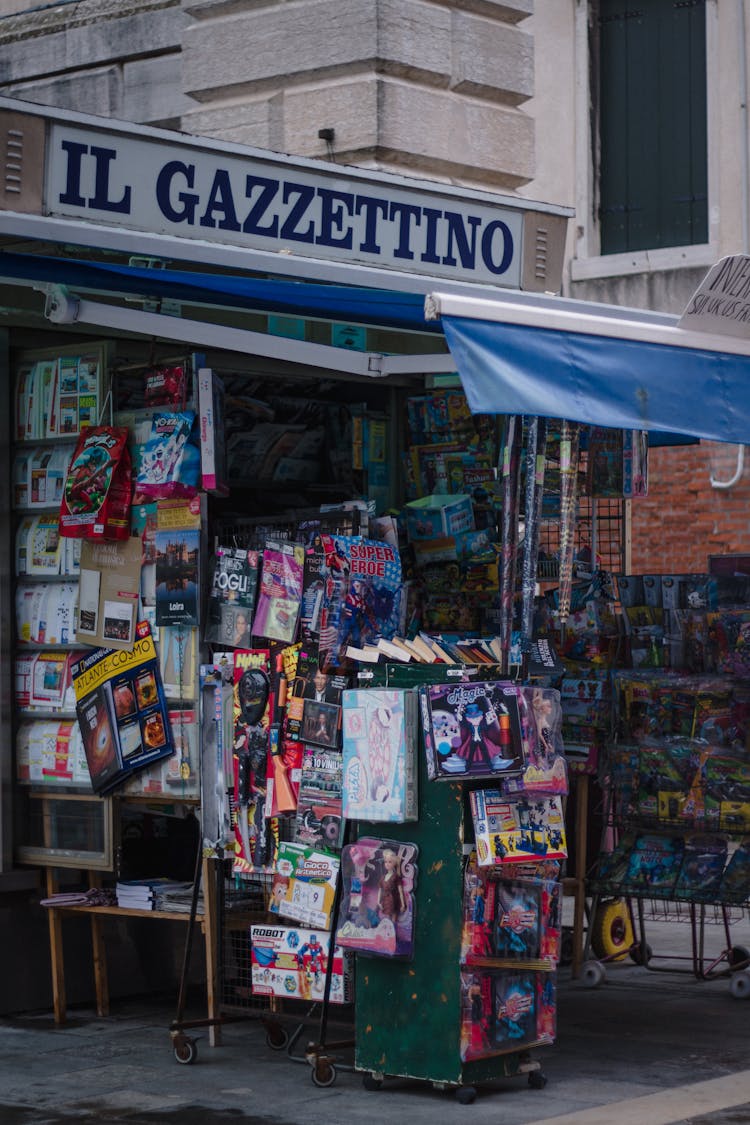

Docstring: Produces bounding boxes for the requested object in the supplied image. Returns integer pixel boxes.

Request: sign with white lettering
[46,124,524,286]
[678,254,750,339]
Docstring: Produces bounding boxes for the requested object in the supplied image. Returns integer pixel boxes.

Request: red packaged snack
[144,364,187,408]
[59,426,132,540]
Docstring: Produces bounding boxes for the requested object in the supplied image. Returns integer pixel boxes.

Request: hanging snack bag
[59,426,132,541]
[136,411,201,500]
[144,364,187,409]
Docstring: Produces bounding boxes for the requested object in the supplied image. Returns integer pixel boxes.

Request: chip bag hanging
[59,426,132,541]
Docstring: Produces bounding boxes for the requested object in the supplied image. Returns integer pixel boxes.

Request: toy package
[143,364,187,408]
[204,546,259,647]
[232,649,272,873]
[59,426,132,541]
[252,541,305,644]
[470,791,568,866]
[673,834,728,902]
[420,680,524,781]
[462,857,561,967]
[624,834,684,894]
[270,840,340,930]
[719,838,750,903]
[341,688,418,822]
[460,970,495,1061]
[317,534,403,670]
[135,411,201,500]
[250,924,353,1004]
[494,880,542,960]
[336,837,418,958]
[502,686,569,797]
[492,971,537,1049]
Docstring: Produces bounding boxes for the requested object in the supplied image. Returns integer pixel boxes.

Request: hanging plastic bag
[136,411,201,500]
[59,426,132,541]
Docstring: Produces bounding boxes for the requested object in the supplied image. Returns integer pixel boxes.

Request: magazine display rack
[353,732,551,1102]
[583,669,750,995]
[11,342,211,1025]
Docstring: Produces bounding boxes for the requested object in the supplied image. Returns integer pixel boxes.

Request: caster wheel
[265,1027,289,1051]
[311,1062,337,1088]
[730,970,750,999]
[581,960,606,988]
[456,1086,477,1104]
[559,929,574,967]
[591,898,634,962]
[528,1071,547,1089]
[363,1075,383,1091]
[729,945,750,969]
[173,1037,198,1065]
[629,942,653,966]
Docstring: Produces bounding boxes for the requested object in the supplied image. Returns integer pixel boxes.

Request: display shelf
[14,504,66,515]
[14,435,79,448]
[17,709,76,720]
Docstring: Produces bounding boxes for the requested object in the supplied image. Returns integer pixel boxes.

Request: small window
[597,0,707,254]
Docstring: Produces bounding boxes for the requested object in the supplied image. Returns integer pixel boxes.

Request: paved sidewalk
[0,917,748,1124]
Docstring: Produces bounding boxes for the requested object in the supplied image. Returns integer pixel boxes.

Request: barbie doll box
[341,688,418,822]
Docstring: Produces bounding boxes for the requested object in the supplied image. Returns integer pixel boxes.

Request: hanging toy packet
[136,411,201,500]
[59,426,132,541]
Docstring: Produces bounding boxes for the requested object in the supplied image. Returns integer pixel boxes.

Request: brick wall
[630,441,750,573]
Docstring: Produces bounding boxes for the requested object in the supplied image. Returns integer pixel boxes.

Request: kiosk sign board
[0,101,570,291]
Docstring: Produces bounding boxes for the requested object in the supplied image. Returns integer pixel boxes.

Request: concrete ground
[0,914,749,1125]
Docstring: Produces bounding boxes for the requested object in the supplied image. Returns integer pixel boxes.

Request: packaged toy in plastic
[337,836,418,957]
[136,411,201,500]
[59,426,132,541]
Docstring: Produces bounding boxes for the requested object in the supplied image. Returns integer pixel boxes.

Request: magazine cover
[420,680,524,781]
[341,688,418,822]
[252,541,305,644]
[204,546,259,647]
[71,620,174,795]
[155,527,200,626]
[295,745,344,849]
[470,791,568,867]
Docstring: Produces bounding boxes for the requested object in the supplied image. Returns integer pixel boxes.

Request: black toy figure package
[336,837,418,958]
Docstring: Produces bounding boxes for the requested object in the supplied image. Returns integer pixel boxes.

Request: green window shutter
[598,0,707,254]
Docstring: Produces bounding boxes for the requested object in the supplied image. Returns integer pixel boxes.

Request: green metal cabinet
[353,742,533,1090]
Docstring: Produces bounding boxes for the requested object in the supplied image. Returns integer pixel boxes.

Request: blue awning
[427,291,750,445]
[0,249,441,334]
